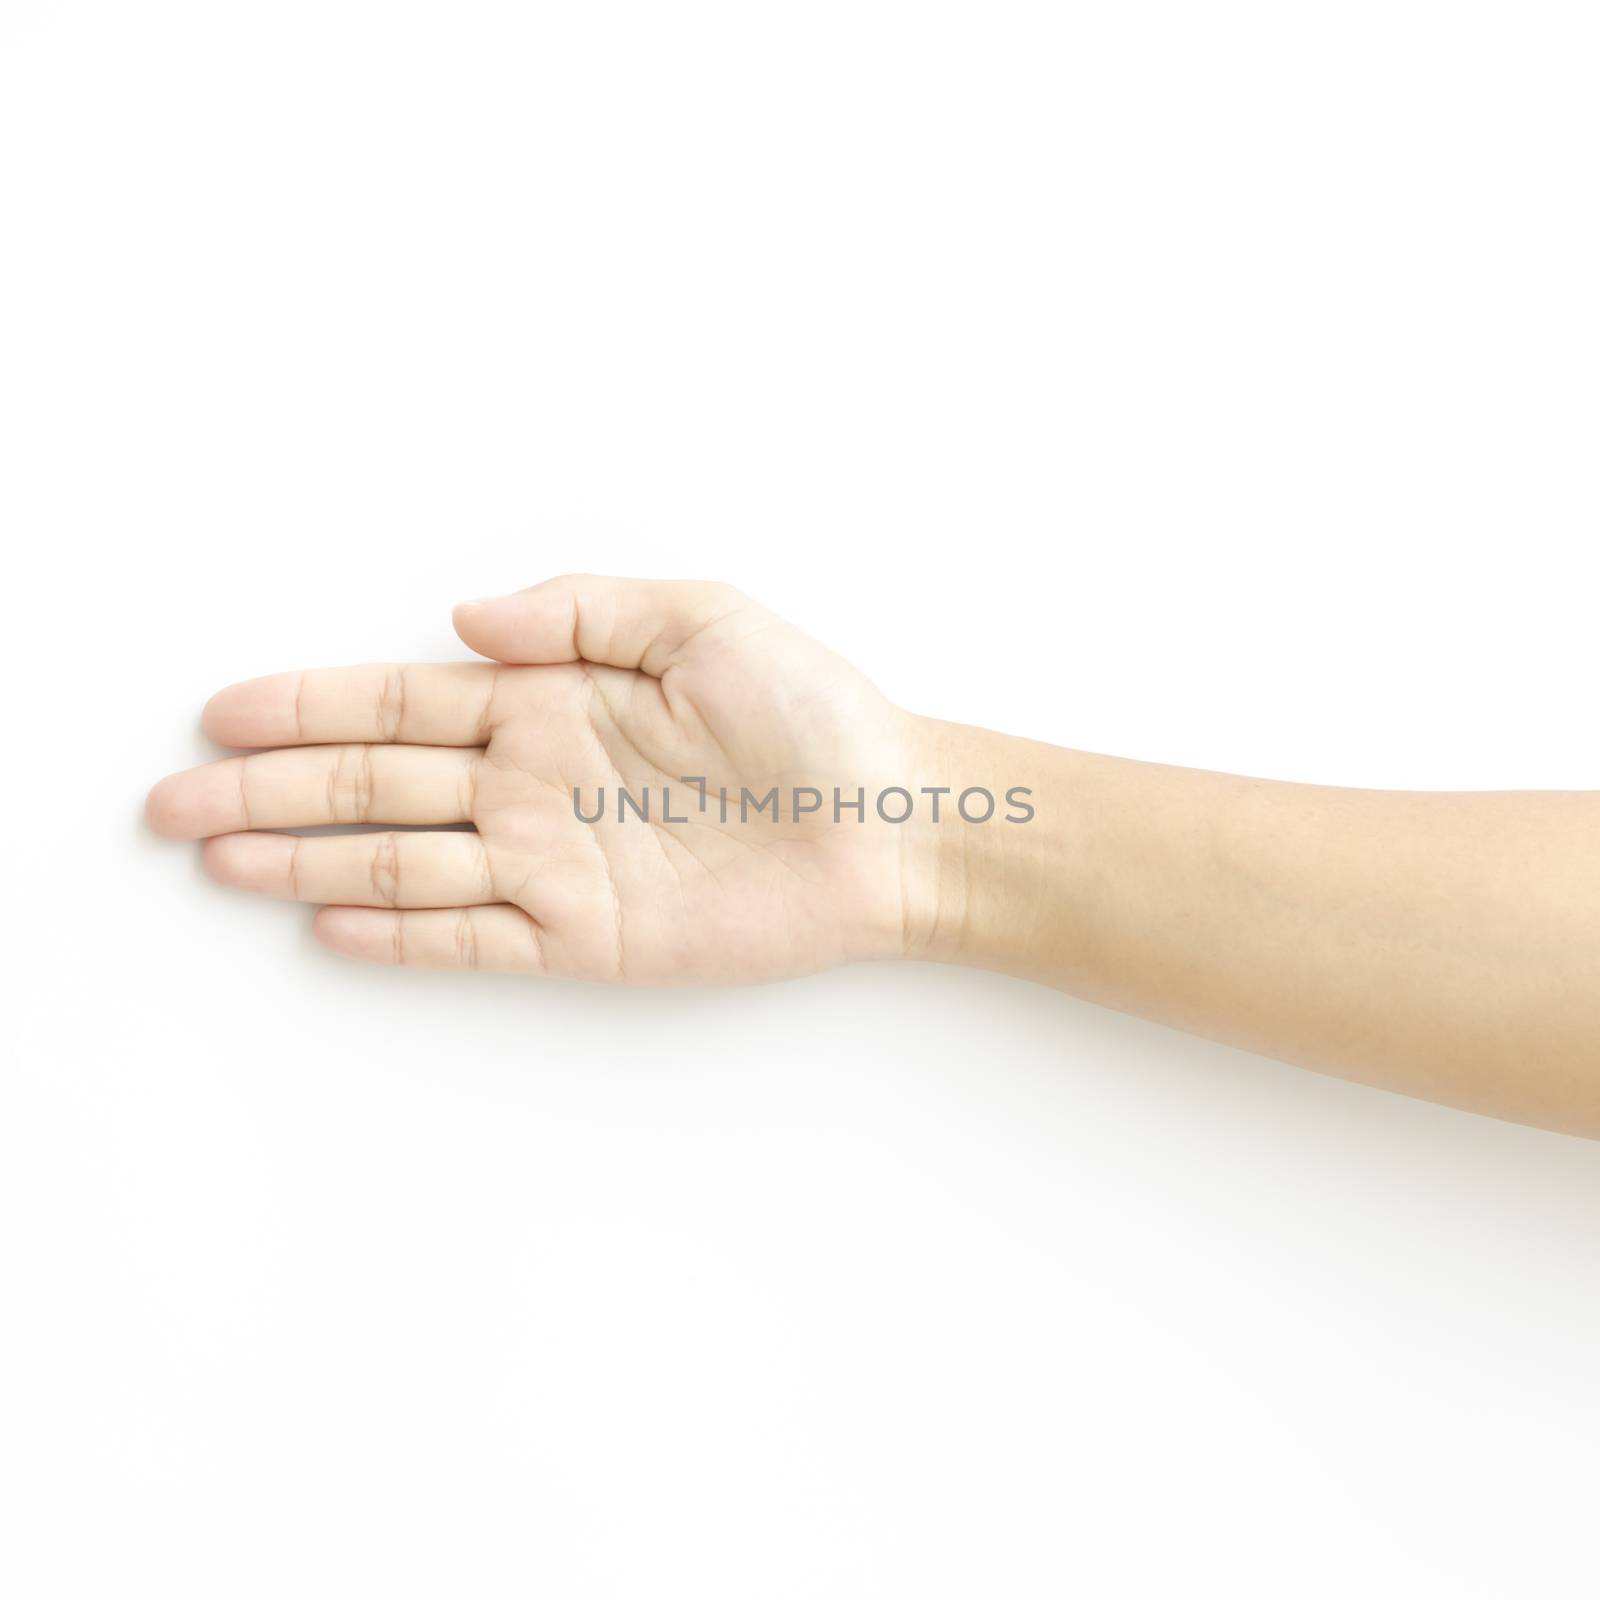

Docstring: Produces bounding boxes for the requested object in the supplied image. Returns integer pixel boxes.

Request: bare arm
[147,575,1600,1141]
[904,718,1600,1137]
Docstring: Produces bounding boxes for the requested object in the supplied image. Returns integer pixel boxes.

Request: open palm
[148,577,924,982]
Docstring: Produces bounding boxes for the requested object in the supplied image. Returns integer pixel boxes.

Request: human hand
[147,577,934,983]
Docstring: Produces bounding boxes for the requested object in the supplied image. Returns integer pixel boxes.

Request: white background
[3,2,1598,1594]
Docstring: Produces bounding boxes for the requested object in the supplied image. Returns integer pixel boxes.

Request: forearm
[903,715,1600,1138]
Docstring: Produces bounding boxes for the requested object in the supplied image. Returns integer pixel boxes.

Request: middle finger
[145,745,481,838]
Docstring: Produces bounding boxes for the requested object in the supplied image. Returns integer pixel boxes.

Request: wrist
[894,713,1057,971]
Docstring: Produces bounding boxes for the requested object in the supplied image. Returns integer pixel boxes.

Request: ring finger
[202,830,499,909]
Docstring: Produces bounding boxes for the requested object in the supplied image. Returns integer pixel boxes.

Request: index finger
[201,664,503,748]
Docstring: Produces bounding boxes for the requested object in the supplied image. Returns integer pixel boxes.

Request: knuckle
[459,755,482,820]
[377,667,407,742]
[357,747,376,820]
[370,833,401,906]
[330,746,362,822]
[454,909,479,969]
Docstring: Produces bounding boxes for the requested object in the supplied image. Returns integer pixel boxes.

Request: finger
[314,904,546,974]
[452,575,757,677]
[202,664,500,748]
[146,745,478,839]
[202,831,496,909]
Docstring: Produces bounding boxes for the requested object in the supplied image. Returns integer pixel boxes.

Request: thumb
[452,575,753,677]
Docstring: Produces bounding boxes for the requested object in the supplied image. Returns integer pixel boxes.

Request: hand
[147,576,927,983]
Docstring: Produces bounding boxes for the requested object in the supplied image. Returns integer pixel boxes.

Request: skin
[147,575,1600,1140]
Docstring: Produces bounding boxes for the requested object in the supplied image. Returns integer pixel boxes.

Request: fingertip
[143,762,244,841]
[451,597,502,656]
[201,672,297,748]
[201,832,289,895]
[312,905,360,956]
[198,689,230,744]
[145,773,193,839]
[453,585,580,665]
[198,833,232,883]
[314,905,400,963]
